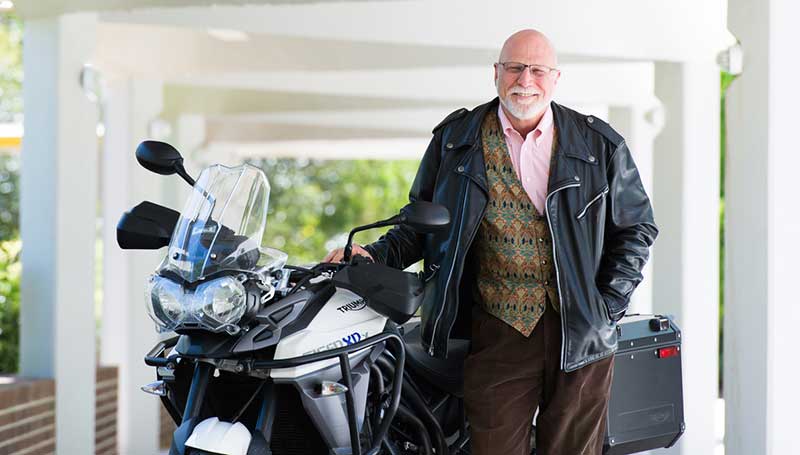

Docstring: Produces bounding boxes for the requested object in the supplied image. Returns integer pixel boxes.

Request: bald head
[498,29,558,67]
[494,29,560,132]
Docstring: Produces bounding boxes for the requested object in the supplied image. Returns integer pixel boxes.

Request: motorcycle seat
[403,324,469,398]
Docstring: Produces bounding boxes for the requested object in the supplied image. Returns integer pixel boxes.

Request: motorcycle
[118,140,473,455]
[118,141,685,455]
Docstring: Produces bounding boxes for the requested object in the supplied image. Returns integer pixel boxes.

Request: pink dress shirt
[497,104,555,215]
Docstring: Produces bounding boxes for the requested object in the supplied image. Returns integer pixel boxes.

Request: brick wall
[0,366,118,455]
[159,404,177,450]
[0,376,55,455]
[95,367,118,454]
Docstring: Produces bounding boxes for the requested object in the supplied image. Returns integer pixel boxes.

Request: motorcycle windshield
[160,163,276,283]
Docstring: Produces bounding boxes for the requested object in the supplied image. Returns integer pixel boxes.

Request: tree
[0,12,21,241]
[248,157,419,265]
[0,12,22,124]
[0,240,19,373]
[0,12,21,372]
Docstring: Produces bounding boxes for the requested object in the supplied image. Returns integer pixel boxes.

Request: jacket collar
[448,97,498,150]
[452,99,595,194]
[450,99,593,161]
[551,102,595,164]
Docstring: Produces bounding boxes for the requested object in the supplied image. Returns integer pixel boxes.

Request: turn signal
[318,381,348,396]
[141,380,168,396]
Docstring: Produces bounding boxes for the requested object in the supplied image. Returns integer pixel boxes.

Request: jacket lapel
[548,102,587,194]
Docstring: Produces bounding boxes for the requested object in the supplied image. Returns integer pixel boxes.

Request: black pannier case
[603,314,685,454]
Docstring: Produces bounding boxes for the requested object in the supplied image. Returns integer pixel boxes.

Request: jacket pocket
[576,185,609,220]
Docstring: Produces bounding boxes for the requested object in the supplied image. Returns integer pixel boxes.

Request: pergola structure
[13,1,796,454]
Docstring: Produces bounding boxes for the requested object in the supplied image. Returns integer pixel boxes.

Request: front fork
[166,361,277,455]
[169,362,213,455]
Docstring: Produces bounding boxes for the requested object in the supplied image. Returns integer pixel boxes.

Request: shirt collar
[497,103,554,146]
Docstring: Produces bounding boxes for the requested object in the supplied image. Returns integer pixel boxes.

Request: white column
[651,61,720,455]
[608,105,658,315]
[725,1,800,454]
[19,13,98,455]
[100,77,164,455]
[167,114,208,210]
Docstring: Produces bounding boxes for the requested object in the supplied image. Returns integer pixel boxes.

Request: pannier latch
[649,316,670,332]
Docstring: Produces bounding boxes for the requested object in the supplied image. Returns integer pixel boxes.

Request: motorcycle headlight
[197,276,247,333]
[145,275,185,331]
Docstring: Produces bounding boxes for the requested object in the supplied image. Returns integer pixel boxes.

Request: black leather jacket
[365,98,657,372]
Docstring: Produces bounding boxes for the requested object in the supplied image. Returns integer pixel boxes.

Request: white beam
[201,103,610,146]
[16,0,339,19]
[93,23,496,78]
[652,61,720,455]
[211,108,456,135]
[725,1,800,454]
[100,0,731,62]
[163,63,656,107]
[20,13,98,455]
[200,138,431,165]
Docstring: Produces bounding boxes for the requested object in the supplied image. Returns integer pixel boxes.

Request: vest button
[544,280,550,286]
[446,142,454,149]
[574,175,580,182]
[457,165,465,172]
[587,116,595,124]
[538,238,544,243]
[541,259,547,265]
[588,155,596,162]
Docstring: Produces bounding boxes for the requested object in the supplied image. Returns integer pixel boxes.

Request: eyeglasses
[497,61,560,79]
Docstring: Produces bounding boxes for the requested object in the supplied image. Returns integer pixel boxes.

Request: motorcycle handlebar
[144,336,180,368]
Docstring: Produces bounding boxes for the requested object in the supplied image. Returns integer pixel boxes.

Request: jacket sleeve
[363,130,442,270]
[596,141,658,320]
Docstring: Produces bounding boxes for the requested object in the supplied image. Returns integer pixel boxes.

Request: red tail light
[657,346,679,359]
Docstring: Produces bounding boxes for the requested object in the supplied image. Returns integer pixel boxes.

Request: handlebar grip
[144,336,180,367]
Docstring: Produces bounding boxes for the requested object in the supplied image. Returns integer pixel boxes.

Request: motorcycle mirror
[135,141,196,186]
[341,202,450,262]
[117,201,180,250]
[399,201,450,233]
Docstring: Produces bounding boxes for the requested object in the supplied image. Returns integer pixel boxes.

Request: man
[325,29,657,454]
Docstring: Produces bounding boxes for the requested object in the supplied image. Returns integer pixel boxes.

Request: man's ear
[493,63,499,86]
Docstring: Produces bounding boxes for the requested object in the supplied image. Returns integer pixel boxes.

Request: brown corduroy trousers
[463,303,614,455]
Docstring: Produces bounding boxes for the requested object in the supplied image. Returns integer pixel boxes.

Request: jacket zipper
[544,182,581,370]
[429,178,470,355]
[576,186,609,220]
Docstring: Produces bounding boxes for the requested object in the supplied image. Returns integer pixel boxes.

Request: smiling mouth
[511,93,540,103]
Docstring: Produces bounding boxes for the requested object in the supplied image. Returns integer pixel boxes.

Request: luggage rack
[145,331,406,455]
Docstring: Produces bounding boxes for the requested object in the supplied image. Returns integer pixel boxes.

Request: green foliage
[0,12,22,123]
[248,158,419,265]
[0,240,20,373]
[0,155,19,240]
[0,12,21,373]
[718,71,738,396]
[0,13,21,241]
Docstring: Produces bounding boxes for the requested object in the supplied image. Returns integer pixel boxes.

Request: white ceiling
[19,0,729,149]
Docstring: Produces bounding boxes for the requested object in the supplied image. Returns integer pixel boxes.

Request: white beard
[498,93,548,120]
[496,81,548,120]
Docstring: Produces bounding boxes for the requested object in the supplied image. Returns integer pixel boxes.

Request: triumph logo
[337,298,367,313]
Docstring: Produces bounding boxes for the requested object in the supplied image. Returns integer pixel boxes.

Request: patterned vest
[473,109,560,337]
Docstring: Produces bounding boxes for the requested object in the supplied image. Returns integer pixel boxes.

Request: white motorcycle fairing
[271,287,388,379]
[268,287,389,450]
[184,417,252,455]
